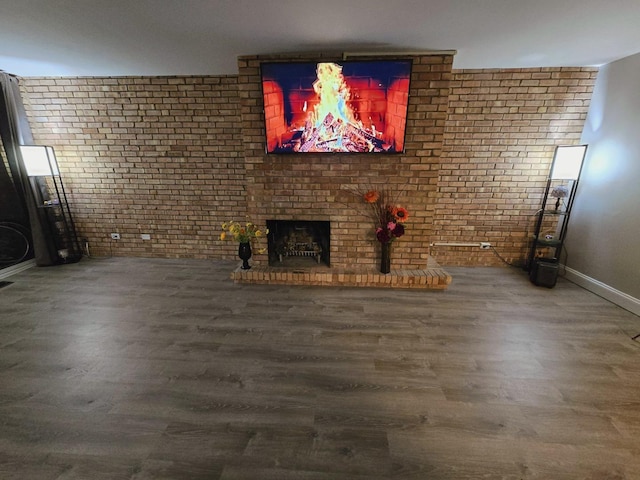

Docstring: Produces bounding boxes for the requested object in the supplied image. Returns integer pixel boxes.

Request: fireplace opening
[267,220,330,267]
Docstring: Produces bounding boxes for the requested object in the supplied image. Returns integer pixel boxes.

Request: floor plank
[0,257,639,479]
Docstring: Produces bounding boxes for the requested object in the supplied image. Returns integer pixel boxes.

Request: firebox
[267,220,330,267]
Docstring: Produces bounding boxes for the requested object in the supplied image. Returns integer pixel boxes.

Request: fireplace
[232,53,453,288]
[267,220,330,267]
[236,218,451,288]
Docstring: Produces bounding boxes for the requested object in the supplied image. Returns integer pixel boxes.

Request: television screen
[260,59,412,154]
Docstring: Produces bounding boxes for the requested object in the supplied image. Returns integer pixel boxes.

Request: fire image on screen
[260,60,412,154]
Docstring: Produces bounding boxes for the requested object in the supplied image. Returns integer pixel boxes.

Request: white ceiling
[1,0,639,77]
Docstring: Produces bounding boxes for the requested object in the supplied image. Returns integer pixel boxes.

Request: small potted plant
[220,220,267,270]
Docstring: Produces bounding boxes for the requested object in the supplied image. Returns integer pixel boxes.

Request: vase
[238,242,252,270]
[380,242,391,274]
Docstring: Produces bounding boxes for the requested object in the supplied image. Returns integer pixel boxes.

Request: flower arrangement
[349,187,410,244]
[550,184,569,210]
[220,221,267,243]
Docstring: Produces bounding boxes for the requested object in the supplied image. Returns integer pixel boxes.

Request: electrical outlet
[480,242,491,249]
[110,233,121,240]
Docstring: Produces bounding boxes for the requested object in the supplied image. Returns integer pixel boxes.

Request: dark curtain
[0,142,28,223]
[0,72,57,266]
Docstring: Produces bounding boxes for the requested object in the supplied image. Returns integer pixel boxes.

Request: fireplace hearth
[267,220,330,267]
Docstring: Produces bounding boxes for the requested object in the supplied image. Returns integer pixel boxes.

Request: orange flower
[363,190,380,203]
[392,206,409,223]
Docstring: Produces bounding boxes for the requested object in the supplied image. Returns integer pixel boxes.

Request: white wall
[564,52,640,314]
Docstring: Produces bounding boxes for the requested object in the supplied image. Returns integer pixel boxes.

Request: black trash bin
[530,257,559,288]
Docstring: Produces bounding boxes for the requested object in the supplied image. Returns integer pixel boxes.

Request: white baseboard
[564,266,640,317]
[0,259,36,280]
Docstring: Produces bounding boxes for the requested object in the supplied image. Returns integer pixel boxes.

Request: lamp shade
[20,145,59,176]
[550,144,587,180]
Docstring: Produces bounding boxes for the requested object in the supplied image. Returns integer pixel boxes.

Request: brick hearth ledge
[231,257,452,290]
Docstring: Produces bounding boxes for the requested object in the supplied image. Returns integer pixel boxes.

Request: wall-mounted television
[260,59,412,154]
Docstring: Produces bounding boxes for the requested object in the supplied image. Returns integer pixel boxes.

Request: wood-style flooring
[0,257,639,479]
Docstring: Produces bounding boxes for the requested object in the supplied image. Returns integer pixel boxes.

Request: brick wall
[18,62,597,267]
[20,76,244,259]
[432,67,597,266]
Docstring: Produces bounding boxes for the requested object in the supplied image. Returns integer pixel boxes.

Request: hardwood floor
[0,257,639,479]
